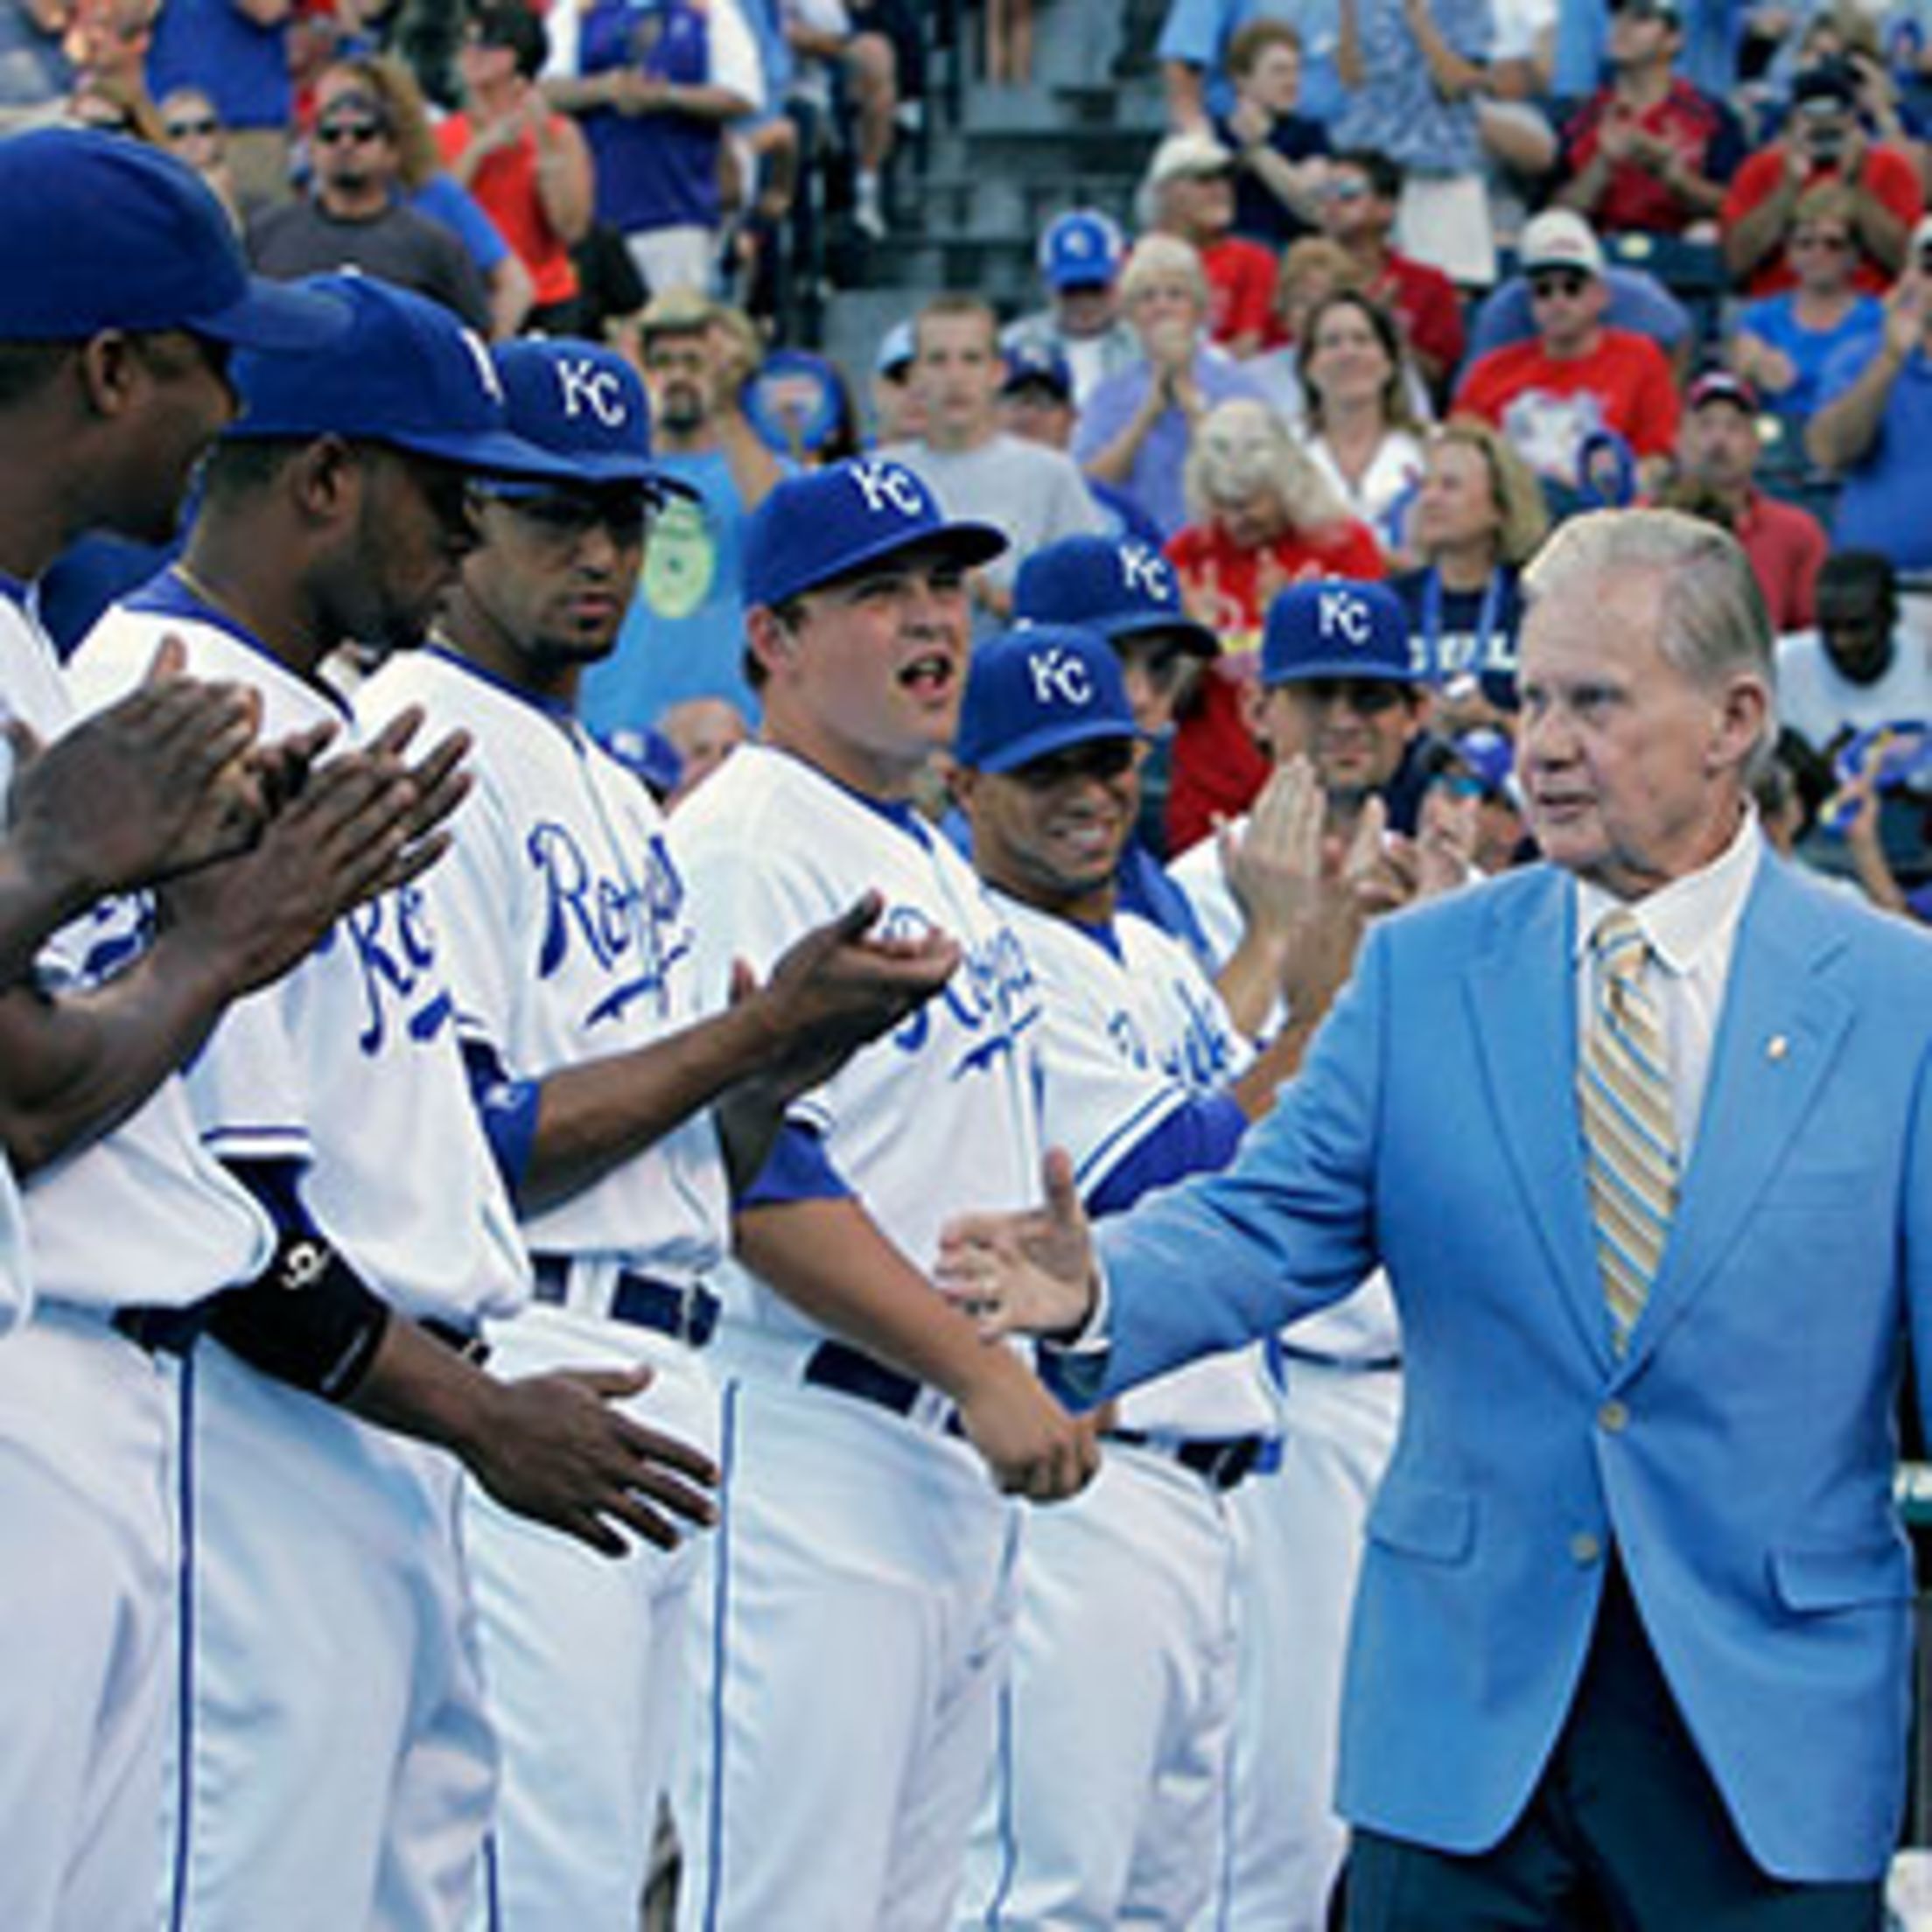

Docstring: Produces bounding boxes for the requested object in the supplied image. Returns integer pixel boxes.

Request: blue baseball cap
[1040,208,1125,291]
[1013,534,1218,658]
[744,457,1006,609]
[873,318,917,379]
[491,337,694,497]
[1001,342,1073,401]
[224,274,575,478]
[955,623,1139,774]
[1261,580,1422,687]
[0,129,346,350]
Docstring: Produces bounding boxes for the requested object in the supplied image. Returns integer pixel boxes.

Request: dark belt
[1275,1342,1403,1375]
[1107,1429,1282,1491]
[802,1339,963,1434]
[111,1302,211,1357]
[531,1255,719,1349]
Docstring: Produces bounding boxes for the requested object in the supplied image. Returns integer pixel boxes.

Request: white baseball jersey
[669,741,1046,1342]
[68,579,528,1325]
[994,892,1278,1439]
[0,588,272,1316]
[358,648,728,1280]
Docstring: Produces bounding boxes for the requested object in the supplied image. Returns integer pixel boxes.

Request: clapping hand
[936,1149,1098,1341]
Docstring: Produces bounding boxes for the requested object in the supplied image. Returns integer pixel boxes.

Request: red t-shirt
[1452,328,1681,482]
[1205,236,1283,352]
[1720,144,1922,297]
[1560,80,1736,236]
[437,113,581,308]
[1162,516,1386,852]
[1736,486,1829,632]
[1369,253,1466,382]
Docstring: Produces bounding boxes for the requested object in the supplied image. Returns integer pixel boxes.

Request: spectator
[246,68,492,334]
[0,0,74,130]
[1555,0,1744,238]
[1333,0,1495,285]
[1158,0,1351,135]
[1390,416,1547,724]
[63,0,164,143]
[659,693,752,803]
[1727,180,1885,424]
[1453,206,1681,494]
[1002,207,1142,407]
[1806,222,1932,569]
[868,316,924,441]
[159,84,243,226]
[1722,55,1922,297]
[1316,148,1466,402]
[1777,547,1932,750]
[440,3,595,335]
[1672,369,1829,631]
[880,293,1108,628]
[1165,397,1388,850]
[781,0,900,240]
[1217,18,1332,248]
[997,344,1167,545]
[543,0,764,295]
[1074,234,1265,542]
[1139,130,1281,357]
[1466,253,1695,381]
[579,290,788,736]
[144,0,295,208]
[1294,288,1428,553]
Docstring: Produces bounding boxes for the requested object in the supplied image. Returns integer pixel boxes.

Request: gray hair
[1118,234,1210,312]
[1183,397,1348,530]
[1522,508,1777,776]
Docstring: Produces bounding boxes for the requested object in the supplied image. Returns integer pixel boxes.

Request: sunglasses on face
[1293,679,1409,715]
[165,115,219,139]
[1010,739,1138,788]
[315,119,386,146]
[473,486,652,547]
[1529,270,1590,299]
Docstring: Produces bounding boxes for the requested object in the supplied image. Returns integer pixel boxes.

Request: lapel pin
[1766,1034,1789,1062]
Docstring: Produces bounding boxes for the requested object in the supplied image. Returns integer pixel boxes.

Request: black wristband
[204,1232,393,1404]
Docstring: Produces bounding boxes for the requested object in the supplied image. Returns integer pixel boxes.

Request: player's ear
[290,434,359,527]
[745,605,794,680]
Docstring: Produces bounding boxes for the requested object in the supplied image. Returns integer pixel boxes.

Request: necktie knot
[1592,907,1652,992]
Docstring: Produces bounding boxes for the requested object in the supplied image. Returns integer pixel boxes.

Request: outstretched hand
[936,1148,1098,1341]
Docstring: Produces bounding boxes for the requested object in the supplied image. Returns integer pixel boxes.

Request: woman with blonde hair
[1164,396,1386,850]
[1390,416,1550,731]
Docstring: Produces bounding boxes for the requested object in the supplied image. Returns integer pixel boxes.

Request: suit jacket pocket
[1769,1536,1914,1613]
[1366,1477,1475,1564]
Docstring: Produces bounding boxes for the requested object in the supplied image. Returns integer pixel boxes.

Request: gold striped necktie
[1578,906,1677,1351]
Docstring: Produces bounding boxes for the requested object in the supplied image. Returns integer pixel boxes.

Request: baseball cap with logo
[744,457,1007,610]
[0,128,346,350]
[1039,208,1127,291]
[1685,369,1760,415]
[1146,131,1236,188]
[954,623,1139,774]
[1001,342,1074,402]
[1518,207,1606,280]
[224,273,576,479]
[1014,534,1218,658]
[491,337,695,496]
[1261,579,1419,686]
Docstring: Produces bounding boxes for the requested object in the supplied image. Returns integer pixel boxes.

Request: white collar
[1572,807,1763,978]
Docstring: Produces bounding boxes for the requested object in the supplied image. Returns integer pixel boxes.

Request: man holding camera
[1721,56,1922,296]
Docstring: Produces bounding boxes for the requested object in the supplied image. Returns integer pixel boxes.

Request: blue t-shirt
[1732,292,1885,424]
[1816,337,1932,570]
[409,175,510,275]
[578,0,721,235]
[578,445,782,734]
[146,0,290,131]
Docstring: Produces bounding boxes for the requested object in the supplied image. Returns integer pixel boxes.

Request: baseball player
[357,338,958,1928]
[949,622,1334,1928]
[668,457,1097,1930]
[67,276,719,1932]
[0,131,432,1932]
[1166,584,1422,1928]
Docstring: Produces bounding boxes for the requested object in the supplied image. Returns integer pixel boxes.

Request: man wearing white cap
[1453,206,1681,494]
[1143,129,1281,356]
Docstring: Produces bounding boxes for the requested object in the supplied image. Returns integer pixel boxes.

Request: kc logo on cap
[1026,643,1095,709]
[1117,542,1175,605]
[847,458,928,520]
[554,356,630,428]
[956,623,1138,774]
[1262,578,1418,688]
[1318,587,1376,647]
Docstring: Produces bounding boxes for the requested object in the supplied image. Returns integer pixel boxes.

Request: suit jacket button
[1570,1531,1603,1565]
[1599,1399,1629,1433]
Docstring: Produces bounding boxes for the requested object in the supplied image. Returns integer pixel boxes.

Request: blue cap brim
[1264,658,1419,686]
[192,276,354,353]
[1097,607,1220,658]
[972,716,1143,776]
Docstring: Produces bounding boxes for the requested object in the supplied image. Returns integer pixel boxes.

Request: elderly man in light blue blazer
[942,512,1932,1928]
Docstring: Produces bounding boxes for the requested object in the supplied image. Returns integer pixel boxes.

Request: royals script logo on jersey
[1107,972,1238,1096]
[528,819,691,1029]
[321,883,455,1056]
[880,903,1040,1081]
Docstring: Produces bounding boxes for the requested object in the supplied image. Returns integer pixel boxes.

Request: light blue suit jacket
[1082,852,1932,1881]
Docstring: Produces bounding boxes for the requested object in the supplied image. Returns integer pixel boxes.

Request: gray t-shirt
[247,197,490,335]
